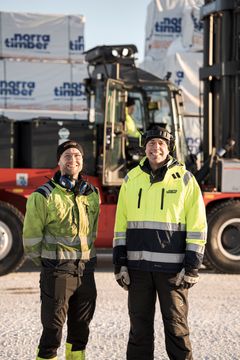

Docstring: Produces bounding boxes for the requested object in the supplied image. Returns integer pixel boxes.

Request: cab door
[102,79,126,186]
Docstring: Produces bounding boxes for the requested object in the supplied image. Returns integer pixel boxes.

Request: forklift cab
[101,79,188,186]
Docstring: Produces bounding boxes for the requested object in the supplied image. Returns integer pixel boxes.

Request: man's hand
[114,266,130,290]
[175,268,199,289]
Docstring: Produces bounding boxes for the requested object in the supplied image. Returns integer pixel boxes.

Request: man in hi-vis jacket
[23,140,99,360]
[113,126,207,360]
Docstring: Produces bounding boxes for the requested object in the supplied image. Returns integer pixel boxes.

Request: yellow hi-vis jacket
[125,109,140,138]
[113,156,207,273]
[23,175,99,266]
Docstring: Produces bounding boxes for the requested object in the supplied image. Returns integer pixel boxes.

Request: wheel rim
[217,218,240,260]
[0,221,13,260]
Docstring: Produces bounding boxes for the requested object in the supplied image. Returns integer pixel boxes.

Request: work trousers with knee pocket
[37,265,97,359]
[127,270,193,360]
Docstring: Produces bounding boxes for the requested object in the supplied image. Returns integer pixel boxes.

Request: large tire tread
[0,201,25,276]
[204,200,240,273]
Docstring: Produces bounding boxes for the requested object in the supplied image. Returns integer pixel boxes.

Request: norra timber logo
[155,18,181,34]
[54,82,86,98]
[5,33,50,50]
[69,36,84,52]
[0,81,35,96]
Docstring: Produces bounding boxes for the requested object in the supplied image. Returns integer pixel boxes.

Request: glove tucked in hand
[114,266,130,290]
[175,268,199,289]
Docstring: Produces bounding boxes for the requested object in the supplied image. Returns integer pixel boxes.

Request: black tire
[0,201,25,276]
[204,200,240,273]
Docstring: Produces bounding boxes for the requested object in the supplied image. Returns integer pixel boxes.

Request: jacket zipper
[160,188,165,210]
[138,188,142,208]
[73,196,80,233]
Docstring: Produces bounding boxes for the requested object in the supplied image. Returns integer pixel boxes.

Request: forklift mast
[200,0,240,160]
[198,0,240,274]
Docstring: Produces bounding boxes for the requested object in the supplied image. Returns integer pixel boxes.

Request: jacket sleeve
[184,173,207,270]
[113,179,128,266]
[22,192,47,265]
[92,191,100,241]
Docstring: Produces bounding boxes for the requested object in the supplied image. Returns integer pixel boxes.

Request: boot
[65,343,85,360]
[36,348,57,359]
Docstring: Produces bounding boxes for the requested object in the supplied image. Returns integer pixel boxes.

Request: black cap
[127,97,135,107]
[57,140,84,161]
[143,126,172,147]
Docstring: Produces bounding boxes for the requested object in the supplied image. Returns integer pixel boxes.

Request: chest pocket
[47,196,78,236]
[148,179,185,222]
[163,178,185,224]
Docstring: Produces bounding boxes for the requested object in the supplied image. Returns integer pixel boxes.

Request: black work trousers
[38,267,97,359]
[127,270,193,360]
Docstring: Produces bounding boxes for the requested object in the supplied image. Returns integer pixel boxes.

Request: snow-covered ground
[0,258,240,360]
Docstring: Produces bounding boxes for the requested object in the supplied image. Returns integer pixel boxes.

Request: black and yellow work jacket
[113,156,207,273]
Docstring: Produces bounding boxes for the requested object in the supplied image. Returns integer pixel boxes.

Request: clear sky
[0,0,152,63]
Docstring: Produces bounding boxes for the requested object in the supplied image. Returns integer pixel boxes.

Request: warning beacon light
[84,45,138,65]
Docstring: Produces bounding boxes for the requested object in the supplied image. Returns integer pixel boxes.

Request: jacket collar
[139,156,180,183]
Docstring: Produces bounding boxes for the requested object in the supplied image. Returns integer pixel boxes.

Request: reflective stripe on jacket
[113,157,207,273]
[23,178,99,263]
